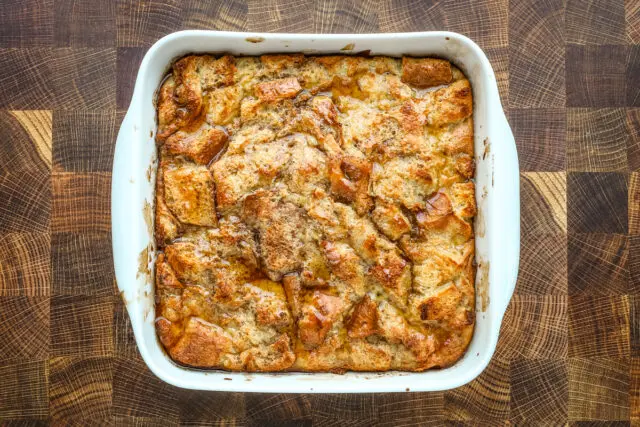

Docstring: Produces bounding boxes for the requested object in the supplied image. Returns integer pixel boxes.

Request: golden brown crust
[401,57,453,88]
[154,54,475,372]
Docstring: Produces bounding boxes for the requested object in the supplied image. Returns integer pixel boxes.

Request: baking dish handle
[493,112,520,318]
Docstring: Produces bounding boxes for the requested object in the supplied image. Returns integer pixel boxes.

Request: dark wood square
[566,45,628,107]
[52,110,116,172]
[0,0,53,47]
[0,296,49,361]
[0,360,49,420]
[112,357,179,420]
[566,0,626,44]
[568,233,629,295]
[0,49,56,109]
[517,234,567,295]
[0,233,50,296]
[52,173,111,234]
[632,357,640,418]
[511,109,566,171]
[569,294,630,357]
[628,109,640,172]
[496,295,568,360]
[628,46,640,107]
[568,358,630,420]
[116,47,146,110]
[632,295,640,356]
[510,359,568,423]
[567,108,629,172]
[54,0,116,47]
[52,232,115,296]
[49,356,113,421]
[567,172,628,234]
[632,236,640,294]
[116,0,182,47]
[509,0,565,108]
[50,295,114,357]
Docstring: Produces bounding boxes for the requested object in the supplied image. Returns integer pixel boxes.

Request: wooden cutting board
[0,0,638,424]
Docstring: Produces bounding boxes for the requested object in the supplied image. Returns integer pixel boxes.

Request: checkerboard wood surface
[0,0,638,425]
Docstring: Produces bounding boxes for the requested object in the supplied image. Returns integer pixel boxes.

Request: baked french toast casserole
[153,53,476,372]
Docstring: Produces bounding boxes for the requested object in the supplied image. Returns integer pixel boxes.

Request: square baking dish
[112,30,520,393]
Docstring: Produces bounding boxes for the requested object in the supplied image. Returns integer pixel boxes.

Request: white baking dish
[112,30,519,393]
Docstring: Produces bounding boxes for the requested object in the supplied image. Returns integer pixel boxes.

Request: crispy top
[154,54,476,372]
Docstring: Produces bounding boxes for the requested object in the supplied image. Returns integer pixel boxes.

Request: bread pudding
[154,53,476,372]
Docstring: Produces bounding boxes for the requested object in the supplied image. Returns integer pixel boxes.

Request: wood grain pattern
[628,0,640,43]
[0,0,636,424]
[496,295,568,360]
[443,357,510,421]
[116,0,182,47]
[49,356,113,421]
[631,294,640,355]
[628,46,640,107]
[568,295,630,357]
[54,0,116,47]
[52,173,111,233]
[509,0,565,108]
[0,233,51,296]
[566,45,628,107]
[113,297,139,358]
[112,357,179,420]
[0,0,54,47]
[116,47,146,110]
[521,172,567,235]
[568,234,629,294]
[568,172,629,234]
[176,390,245,423]
[566,0,627,44]
[517,234,567,294]
[9,110,53,170]
[52,232,115,296]
[632,357,640,417]
[244,394,311,421]
[567,109,629,172]
[568,358,630,420]
[50,295,114,357]
[628,109,640,171]
[0,360,49,420]
[510,359,568,424]
[631,236,640,295]
[374,392,443,426]
[52,110,116,172]
[312,0,378,33]
[511,109,566,171]
[0,296,49,361]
